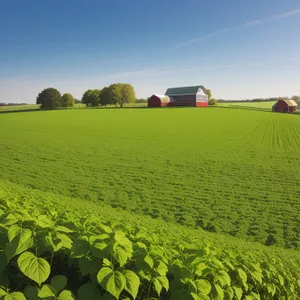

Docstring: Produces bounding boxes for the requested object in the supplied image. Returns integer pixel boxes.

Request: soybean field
[1,108,300,248]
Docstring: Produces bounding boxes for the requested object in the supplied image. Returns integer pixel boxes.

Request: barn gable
[165,85,206,96]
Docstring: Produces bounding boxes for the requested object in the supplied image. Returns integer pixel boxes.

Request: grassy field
[1,107,300,248]
[1,106,300,298]
[217,101,276,109]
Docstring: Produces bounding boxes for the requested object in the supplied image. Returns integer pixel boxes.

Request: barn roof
[151,94,170,102]
[165,85,206,96]
[283,100,298,107]
[274,100,298,107]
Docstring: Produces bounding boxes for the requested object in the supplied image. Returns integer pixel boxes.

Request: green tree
[109,83,136,108]
[209,98,217,106]
[36,88,62,110]
[99,86,111,106]
[81,89,101,107]
[205,89,212,100]
[61,93,75,108]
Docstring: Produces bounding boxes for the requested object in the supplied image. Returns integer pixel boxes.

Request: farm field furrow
[1,108,300,248]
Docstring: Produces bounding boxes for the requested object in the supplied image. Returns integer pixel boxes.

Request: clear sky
[0,0,300,103]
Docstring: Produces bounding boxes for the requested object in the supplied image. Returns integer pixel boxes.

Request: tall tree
[109,83,136,108]
[205,89,212,100]
[61,93,75,108]
[99,86,111,106]
[36,88,62,110]
[81,89,101,107]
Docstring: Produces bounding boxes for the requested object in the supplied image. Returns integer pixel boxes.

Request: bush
[209,98,217,106]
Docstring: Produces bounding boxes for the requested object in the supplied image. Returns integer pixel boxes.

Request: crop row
[0,185,300,299]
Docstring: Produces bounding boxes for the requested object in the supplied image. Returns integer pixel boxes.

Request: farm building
[148,95,170,107]
[272,100,298,113]
[148,85,209,107]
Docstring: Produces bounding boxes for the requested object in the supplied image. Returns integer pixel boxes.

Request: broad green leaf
[7,225,22,242]
[113,247,128,267]
[51,275,67,293]
[237,268,247,287]
[18,252,50,286]
[155,261,168,276]
[251,271,262,284]
[79,257,92,276]
[213,283,224,300]
[144,255,154,269]
[122,270,140,299]
[5,229,33,261]
[99,224,112,233]
[56,226,73,233]
[195,279,211,295]
[38,284,56,298]
[114,231,132,253]
[153,278,162,296]
[194,263,209,276]
[214,270,231,287]
[3,214,18,226]
[4,292,26,300]
[0,287,7,297]
[71,237,90,258]
[136,242,147,250]
[37,215,53,228]
[266,283,276,296]
[56,233,72,249]
[91,240,107,258]
[232,286,243,300]
[97,267,126,299]
[57,290,76,300]
[23,285,38,300]
[77,283,101,300]
[157,276,169,291]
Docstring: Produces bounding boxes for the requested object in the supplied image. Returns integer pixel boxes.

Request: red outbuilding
[148,95,170,107]
[272,100,298,113]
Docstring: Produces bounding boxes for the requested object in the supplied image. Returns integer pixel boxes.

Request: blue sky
[0,0,300,102]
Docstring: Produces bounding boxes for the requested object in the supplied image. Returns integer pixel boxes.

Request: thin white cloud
[175,8,300,48]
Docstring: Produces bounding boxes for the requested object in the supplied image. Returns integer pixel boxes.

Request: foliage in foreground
[0,184,300,299]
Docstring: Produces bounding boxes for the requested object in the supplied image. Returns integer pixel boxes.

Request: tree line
[36,83,136,110]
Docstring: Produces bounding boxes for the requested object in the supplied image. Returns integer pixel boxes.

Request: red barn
[272,100,297,113]
[165,85,209,107]
[148,95,170,107]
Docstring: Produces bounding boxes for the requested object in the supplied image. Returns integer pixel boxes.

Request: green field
[217,102,276,109]
[1,107,300,298]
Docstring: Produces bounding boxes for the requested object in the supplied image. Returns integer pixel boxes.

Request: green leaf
[237,268,247,287]
[37,215,53,228]
[97,267,126,299]
[157,276,169,291]
[23,285,38,300]
[3,214,18,226]
[5,229,33,261]
[251,271,262,284]
[79,257,92,276]
[144,255,154,269]
[77,283,101,300]
[4,292,26,300]
[51,275,67,293]
[155,261,168,276]
[266,283,276,296]
[56,233,72,250]
[38,284,56,299]
[91,240,107,258]
[214,270,231,287]
[194,263,209,276]
[56,226,73,233]
[71,237,90,258]
[122,270,140,299]
[57,290,76,300]
[232,286,243,300]
[195,279,211,295]
[18,252,50,286]
[212,283,224,300]
[113,246,128,267]
[153,278,162,296]
[7,225,22,242]
[0,288,7,297]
